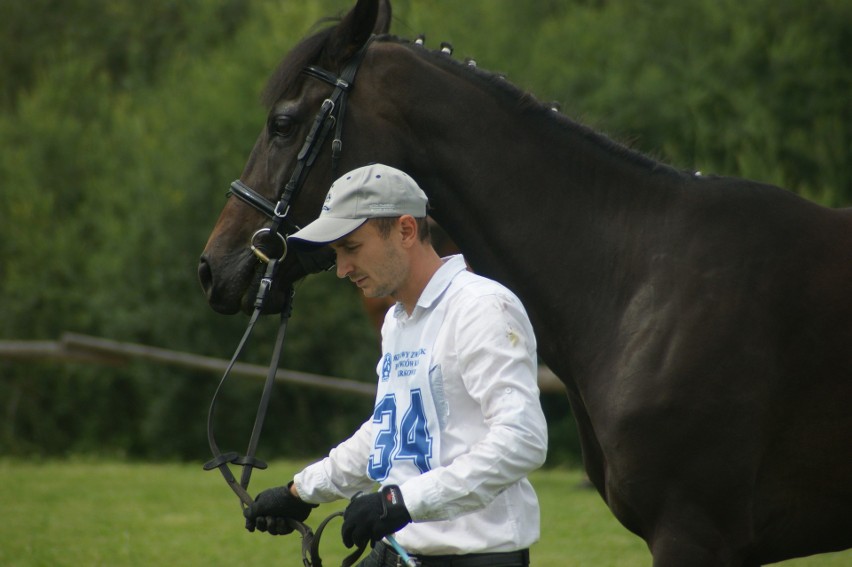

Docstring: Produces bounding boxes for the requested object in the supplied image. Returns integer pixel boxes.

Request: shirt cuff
[399,474,450,522]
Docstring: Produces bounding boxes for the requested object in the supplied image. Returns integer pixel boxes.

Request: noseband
[204,38,374,567]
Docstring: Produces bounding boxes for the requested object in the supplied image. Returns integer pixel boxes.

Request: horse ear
[328,0,391,63]
[374,0,392,35]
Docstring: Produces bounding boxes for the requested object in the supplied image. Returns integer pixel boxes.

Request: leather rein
[203,38,374,567]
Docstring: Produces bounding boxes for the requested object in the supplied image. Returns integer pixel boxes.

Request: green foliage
[0,0,253,109]
[1,0,849,464]
[0,0,377,461]
[522,0,852,205]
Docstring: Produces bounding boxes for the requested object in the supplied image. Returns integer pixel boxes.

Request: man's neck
[397,246,444,315]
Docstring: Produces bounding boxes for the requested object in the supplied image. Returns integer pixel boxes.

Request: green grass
[0,460,848,566]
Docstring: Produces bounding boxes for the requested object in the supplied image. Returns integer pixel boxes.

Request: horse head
[198,0,394,314]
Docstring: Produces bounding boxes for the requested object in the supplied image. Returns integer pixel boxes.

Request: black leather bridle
[203,38,374,567]
[227,52,372,274]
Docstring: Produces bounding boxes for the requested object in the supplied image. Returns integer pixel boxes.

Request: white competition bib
[367,298,450,484]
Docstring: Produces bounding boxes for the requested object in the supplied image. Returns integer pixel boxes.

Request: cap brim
[287,217,367,248]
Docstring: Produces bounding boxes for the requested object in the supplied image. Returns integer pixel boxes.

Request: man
[243,164,548,567]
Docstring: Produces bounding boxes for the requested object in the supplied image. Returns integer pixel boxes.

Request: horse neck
[366,44,685,371]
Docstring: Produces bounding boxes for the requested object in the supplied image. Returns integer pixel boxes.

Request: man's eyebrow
[331,237,356,249]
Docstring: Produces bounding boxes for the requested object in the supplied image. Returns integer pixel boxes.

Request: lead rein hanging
[203,258,293,506]
[204,35,378,567]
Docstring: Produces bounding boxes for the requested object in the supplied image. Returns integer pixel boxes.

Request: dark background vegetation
[1,0,850,466]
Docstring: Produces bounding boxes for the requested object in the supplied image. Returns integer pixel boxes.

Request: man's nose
[336,260,351,279]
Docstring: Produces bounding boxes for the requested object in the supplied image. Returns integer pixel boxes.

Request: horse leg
[650,534,755,567]
[601,454,758,567]
[647,503,756,567]
[565,390,607,496]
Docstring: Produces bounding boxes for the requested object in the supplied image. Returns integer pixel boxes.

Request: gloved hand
[244,482,317,535]
[341,485,412,548]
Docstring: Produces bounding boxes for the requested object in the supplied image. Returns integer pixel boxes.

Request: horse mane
[379,34,676,175]
[263,27,675,174]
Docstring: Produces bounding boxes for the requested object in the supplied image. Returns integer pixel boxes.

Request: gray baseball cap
[288,164,427,247]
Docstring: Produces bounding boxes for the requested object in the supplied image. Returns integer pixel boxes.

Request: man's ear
[397,215,419,247]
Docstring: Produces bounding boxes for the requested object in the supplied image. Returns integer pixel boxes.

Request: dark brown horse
[198,1,852,564]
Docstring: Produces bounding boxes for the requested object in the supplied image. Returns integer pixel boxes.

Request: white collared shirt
[295,255,548,554]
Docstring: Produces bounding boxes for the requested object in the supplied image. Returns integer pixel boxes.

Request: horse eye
[269,115,294,138]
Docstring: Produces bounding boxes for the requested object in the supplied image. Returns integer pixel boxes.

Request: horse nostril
[198,256,214,295]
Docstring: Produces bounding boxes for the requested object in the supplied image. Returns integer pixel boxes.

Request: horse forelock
[261,20,341,109]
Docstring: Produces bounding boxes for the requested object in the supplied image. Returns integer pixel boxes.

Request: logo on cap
[321,191,334,212]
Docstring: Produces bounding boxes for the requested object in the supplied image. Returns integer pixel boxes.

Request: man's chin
[362,287,394,301]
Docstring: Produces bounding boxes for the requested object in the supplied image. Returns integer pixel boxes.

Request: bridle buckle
[274,201,290,218]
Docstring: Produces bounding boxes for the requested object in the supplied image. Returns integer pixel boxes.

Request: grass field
[0,459,848,566]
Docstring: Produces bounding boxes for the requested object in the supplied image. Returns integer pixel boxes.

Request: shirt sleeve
[293,419,376,503]
[399,290,549,521]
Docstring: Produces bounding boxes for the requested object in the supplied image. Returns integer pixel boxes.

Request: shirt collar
[394,254,467,319]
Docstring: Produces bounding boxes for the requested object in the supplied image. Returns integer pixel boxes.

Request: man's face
[330,220,408,299]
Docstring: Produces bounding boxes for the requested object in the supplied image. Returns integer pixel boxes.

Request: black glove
[341,485,412,548]
[244,482,317,535]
